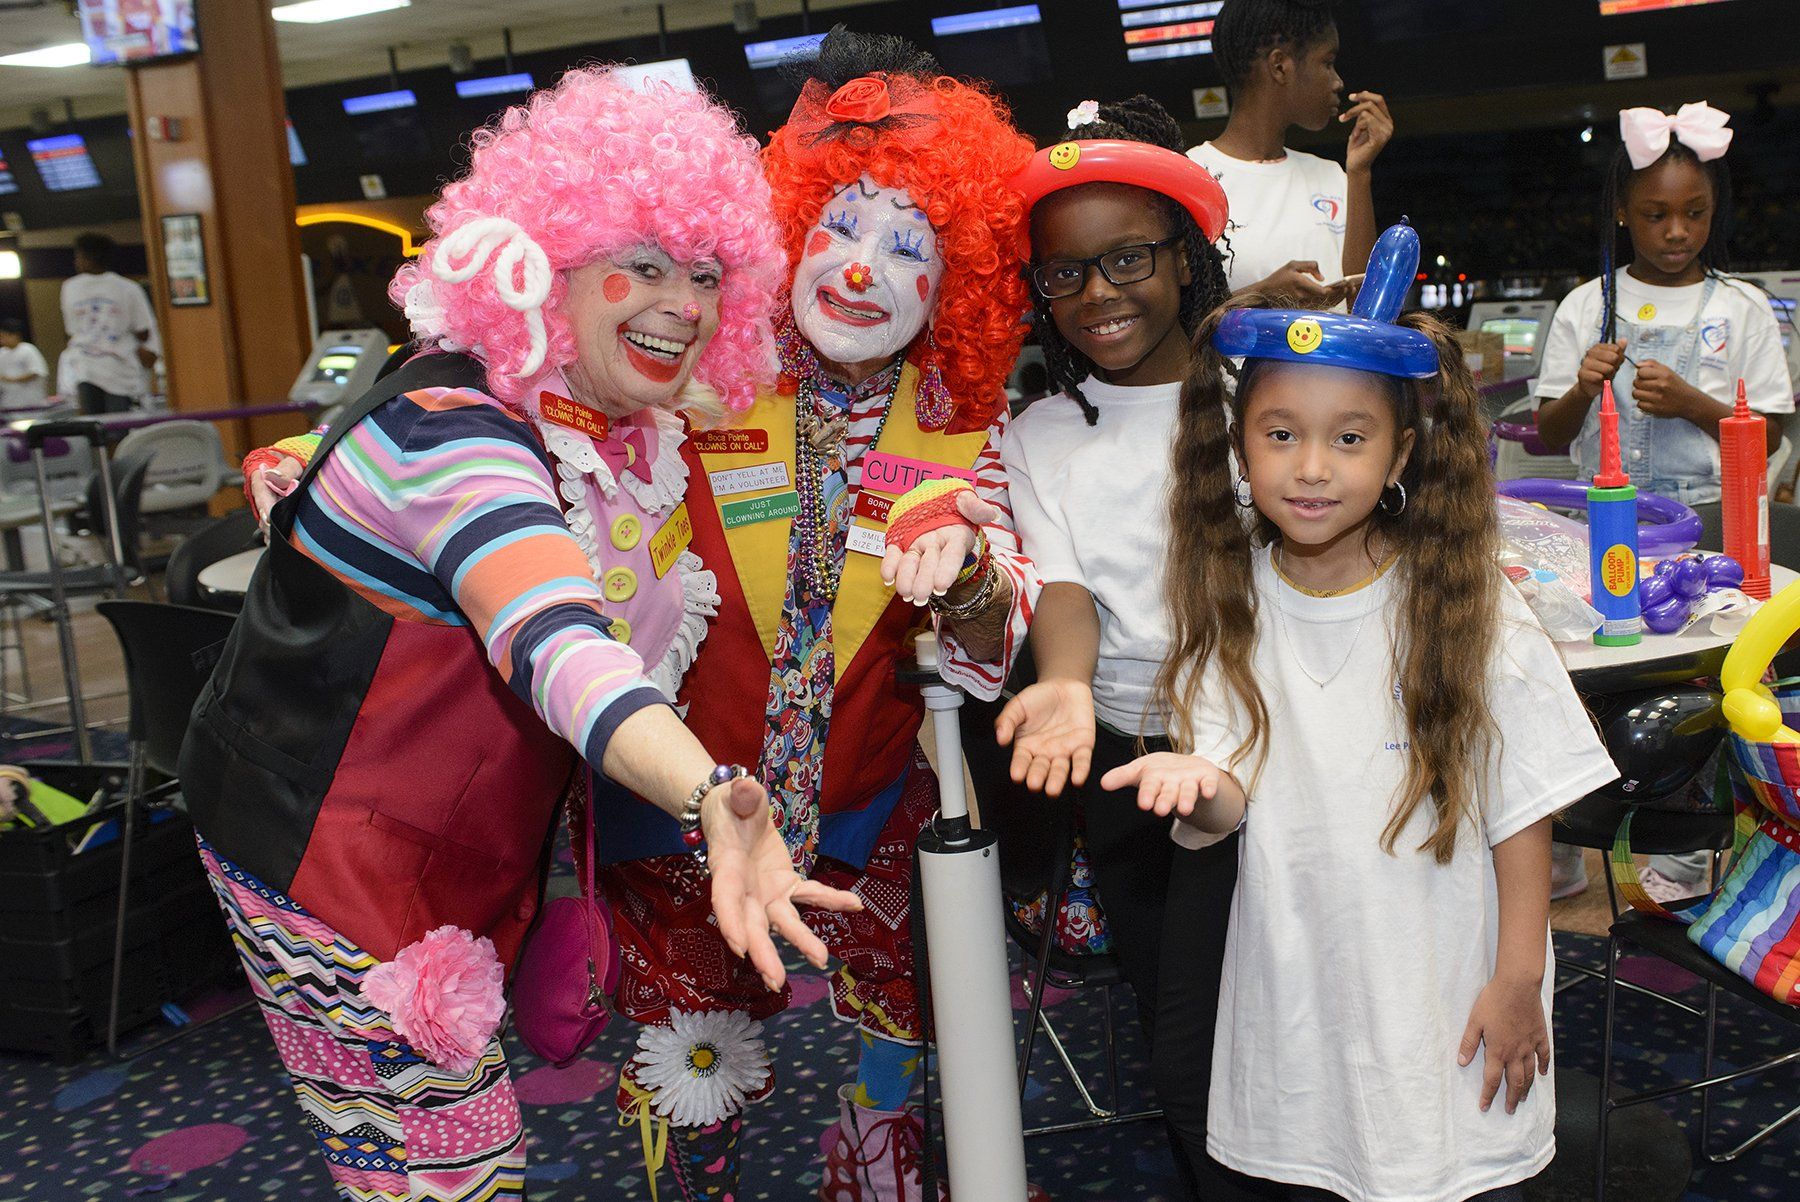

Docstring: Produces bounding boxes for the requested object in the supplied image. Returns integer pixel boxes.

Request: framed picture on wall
[160,212,209,306]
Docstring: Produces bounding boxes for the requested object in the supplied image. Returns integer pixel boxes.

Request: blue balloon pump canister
[1589,382,1643,646]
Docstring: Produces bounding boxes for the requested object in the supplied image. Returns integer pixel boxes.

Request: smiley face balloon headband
[1012,139,1229,243]
[1212,223,1439,379]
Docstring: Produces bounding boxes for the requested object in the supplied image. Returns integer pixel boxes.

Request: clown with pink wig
[183,66,862,1201]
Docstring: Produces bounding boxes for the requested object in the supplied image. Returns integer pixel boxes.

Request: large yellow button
[604,567,638,602]
[610,514,642,551]
[608,617,632,644]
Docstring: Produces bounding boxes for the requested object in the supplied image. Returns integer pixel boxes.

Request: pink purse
[511,776,620,1066]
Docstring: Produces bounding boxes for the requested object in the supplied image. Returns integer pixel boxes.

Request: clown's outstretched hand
[881,478,997,606]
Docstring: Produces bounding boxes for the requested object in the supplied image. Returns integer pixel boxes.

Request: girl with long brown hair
[1109,227,1617,1200]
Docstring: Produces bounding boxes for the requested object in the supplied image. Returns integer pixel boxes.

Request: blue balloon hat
[1212,223,1439,378]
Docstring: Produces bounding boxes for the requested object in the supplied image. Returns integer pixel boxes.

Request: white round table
[196,547,264,597]
[1561,564,1799,692]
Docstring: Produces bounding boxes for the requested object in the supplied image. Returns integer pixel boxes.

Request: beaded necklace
[793,366,898,603]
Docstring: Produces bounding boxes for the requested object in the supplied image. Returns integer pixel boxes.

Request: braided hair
[1598,139,1735,343]
[1213,0,1337,94]
[1029,96,1233,425]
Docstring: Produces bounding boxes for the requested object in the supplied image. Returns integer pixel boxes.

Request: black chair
[165,509,258,612]
[960,685,1162,1137]
[1596,910,1800,1199]
[95,600,241,1055]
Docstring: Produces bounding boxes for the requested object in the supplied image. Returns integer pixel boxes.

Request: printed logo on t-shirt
[1701,318,1729,356]
[1311,194,1346,235]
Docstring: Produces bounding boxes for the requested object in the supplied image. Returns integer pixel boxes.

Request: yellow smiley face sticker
[1637,302,1658,322]
[1286,318,1324,355]
[1048,141,1081,170]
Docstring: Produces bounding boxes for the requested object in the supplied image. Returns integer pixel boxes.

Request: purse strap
[565,772,598,901]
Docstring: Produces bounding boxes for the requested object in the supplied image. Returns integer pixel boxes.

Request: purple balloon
[1705,555,1745,589]
[1643,594,1692,634]
[1672,557,1710,599]
[1654,558,1680,579]
[1494,478,1703,557]
[1638,574,1673,609]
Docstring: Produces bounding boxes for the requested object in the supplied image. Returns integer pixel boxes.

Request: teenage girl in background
[997,96,1238,1197]
[1534,102,1793,903]
[1192,0,1395,304]
[1117,228,1618,1199]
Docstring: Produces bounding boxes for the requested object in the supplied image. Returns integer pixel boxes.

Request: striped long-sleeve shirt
[290,386,664,770]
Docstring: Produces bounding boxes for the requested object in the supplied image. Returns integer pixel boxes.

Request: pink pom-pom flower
[361,925,506,1074]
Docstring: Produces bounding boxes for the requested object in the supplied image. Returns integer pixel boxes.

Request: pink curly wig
[388,67,788,409]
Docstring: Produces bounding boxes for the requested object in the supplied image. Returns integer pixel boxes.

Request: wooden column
[125,0,311,468]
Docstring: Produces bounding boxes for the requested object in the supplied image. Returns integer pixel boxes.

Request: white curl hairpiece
[427,216,554,379]
[1067,100,1101,131]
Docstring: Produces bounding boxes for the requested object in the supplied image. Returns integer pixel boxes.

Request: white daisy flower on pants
[635,1010,772,1128]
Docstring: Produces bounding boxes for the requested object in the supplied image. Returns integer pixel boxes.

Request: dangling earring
[914,325,953,432]
[1234,474,1255,509]
[1379,481,1407,515]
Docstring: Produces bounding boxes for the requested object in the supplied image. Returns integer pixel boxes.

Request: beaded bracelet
[678,764,748,869]
[930,555,999,621]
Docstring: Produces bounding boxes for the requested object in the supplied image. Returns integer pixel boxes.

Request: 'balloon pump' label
[1600,545,1637,598]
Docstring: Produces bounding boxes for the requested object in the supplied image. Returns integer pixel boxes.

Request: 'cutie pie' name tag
[709,462,791,497]
[860,451,975,497]
[690,429,770,455]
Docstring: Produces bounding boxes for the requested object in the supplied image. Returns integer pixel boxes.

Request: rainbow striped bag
[1615,681,1800,1005]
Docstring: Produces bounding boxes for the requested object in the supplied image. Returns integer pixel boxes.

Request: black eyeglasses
[1029,236,1182,301]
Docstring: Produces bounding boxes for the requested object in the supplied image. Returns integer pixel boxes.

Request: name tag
[538,393,611,441]
[709,461,791,497]
[860,451,976,497]
[854,492,893,524]
[648,502,693,578]
[690,429,770,455]
[721,490,800,529]
[846,523,888,557]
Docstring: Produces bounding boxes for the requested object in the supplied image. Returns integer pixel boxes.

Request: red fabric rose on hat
[824,76,892,125]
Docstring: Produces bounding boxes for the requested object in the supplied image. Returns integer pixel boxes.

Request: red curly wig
[763,31,1033,433]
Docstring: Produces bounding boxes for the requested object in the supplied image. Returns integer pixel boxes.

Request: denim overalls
[1573,276,1722,504]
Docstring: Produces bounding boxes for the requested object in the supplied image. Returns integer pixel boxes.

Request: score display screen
[1599,0,1735,13]
[1119,1,1222,63]
[27,134,103,192]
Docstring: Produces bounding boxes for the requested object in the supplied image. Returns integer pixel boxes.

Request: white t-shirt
[0,342,49,409]
[1535,272,1794,416]
[1187,143,1349,294]
[1001,378,1181,736]
[60,271,160,398]
[1179,549,1618,1201]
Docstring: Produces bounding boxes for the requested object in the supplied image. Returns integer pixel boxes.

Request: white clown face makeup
[792,175,945,372]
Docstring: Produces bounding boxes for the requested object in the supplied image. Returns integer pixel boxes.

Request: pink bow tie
[597,427,653,484]
[1619,102,1732,172]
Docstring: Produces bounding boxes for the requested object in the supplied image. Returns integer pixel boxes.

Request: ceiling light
[0,43,92,68]
[272,0,411,25]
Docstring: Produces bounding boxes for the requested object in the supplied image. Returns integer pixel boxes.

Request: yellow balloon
[1719,578,1800,743]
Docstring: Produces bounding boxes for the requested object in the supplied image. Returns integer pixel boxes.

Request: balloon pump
[1589,382,1643,646]
[910,632,1029,1200]
[1720,378,1771,601]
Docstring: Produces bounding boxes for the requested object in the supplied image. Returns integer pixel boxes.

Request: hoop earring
[1234,474,1255,509]
[1379,481,1407,515]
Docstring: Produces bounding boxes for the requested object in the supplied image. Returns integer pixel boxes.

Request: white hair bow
[1066,100,1100,131]
[1619,102,1732,172]
[431,216,553,378]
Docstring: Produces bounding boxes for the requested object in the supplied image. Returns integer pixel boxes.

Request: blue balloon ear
[1351,223,1420,324]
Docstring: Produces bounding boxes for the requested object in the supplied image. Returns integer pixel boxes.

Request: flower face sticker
[1048,141,1081,171]
[1286,318,1324,355]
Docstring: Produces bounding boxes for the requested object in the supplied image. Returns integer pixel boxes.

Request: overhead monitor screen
[0,148,17,196]
[743,32,825,114]
[27,135,102,192]
[77,0,200,65]
[1119,0,1221,63]
[932,6,1051,84]
[1600,0,1736,13]
[286,119,307,167]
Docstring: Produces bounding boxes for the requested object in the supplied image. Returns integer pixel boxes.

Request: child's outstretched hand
[1576,339,1629,402]
[994,678,1094,797]
[1100,752,1244,832]
[1458,973,1551,1115]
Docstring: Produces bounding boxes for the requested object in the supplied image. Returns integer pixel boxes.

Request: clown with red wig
[586,29,1044,1201]
[192,67,864,1201]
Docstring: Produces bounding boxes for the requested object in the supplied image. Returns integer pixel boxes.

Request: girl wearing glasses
[998,95,1237,1197]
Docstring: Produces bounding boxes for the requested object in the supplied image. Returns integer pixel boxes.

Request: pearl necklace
[1271,542,1391,689]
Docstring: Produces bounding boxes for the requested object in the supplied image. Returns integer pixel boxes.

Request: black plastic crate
[0,761,239,1059]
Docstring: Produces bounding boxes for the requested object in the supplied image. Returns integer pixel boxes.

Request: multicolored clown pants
[199,839,526,1201]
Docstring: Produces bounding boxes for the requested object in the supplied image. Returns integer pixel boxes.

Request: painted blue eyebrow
[823,208,859,234]
[890,229,929,260]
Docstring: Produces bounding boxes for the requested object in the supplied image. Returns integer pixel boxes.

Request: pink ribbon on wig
[1619,102,1733,172]
[598,427,654,484]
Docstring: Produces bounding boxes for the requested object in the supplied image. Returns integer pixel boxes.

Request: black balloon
[1585,684,1725,801]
